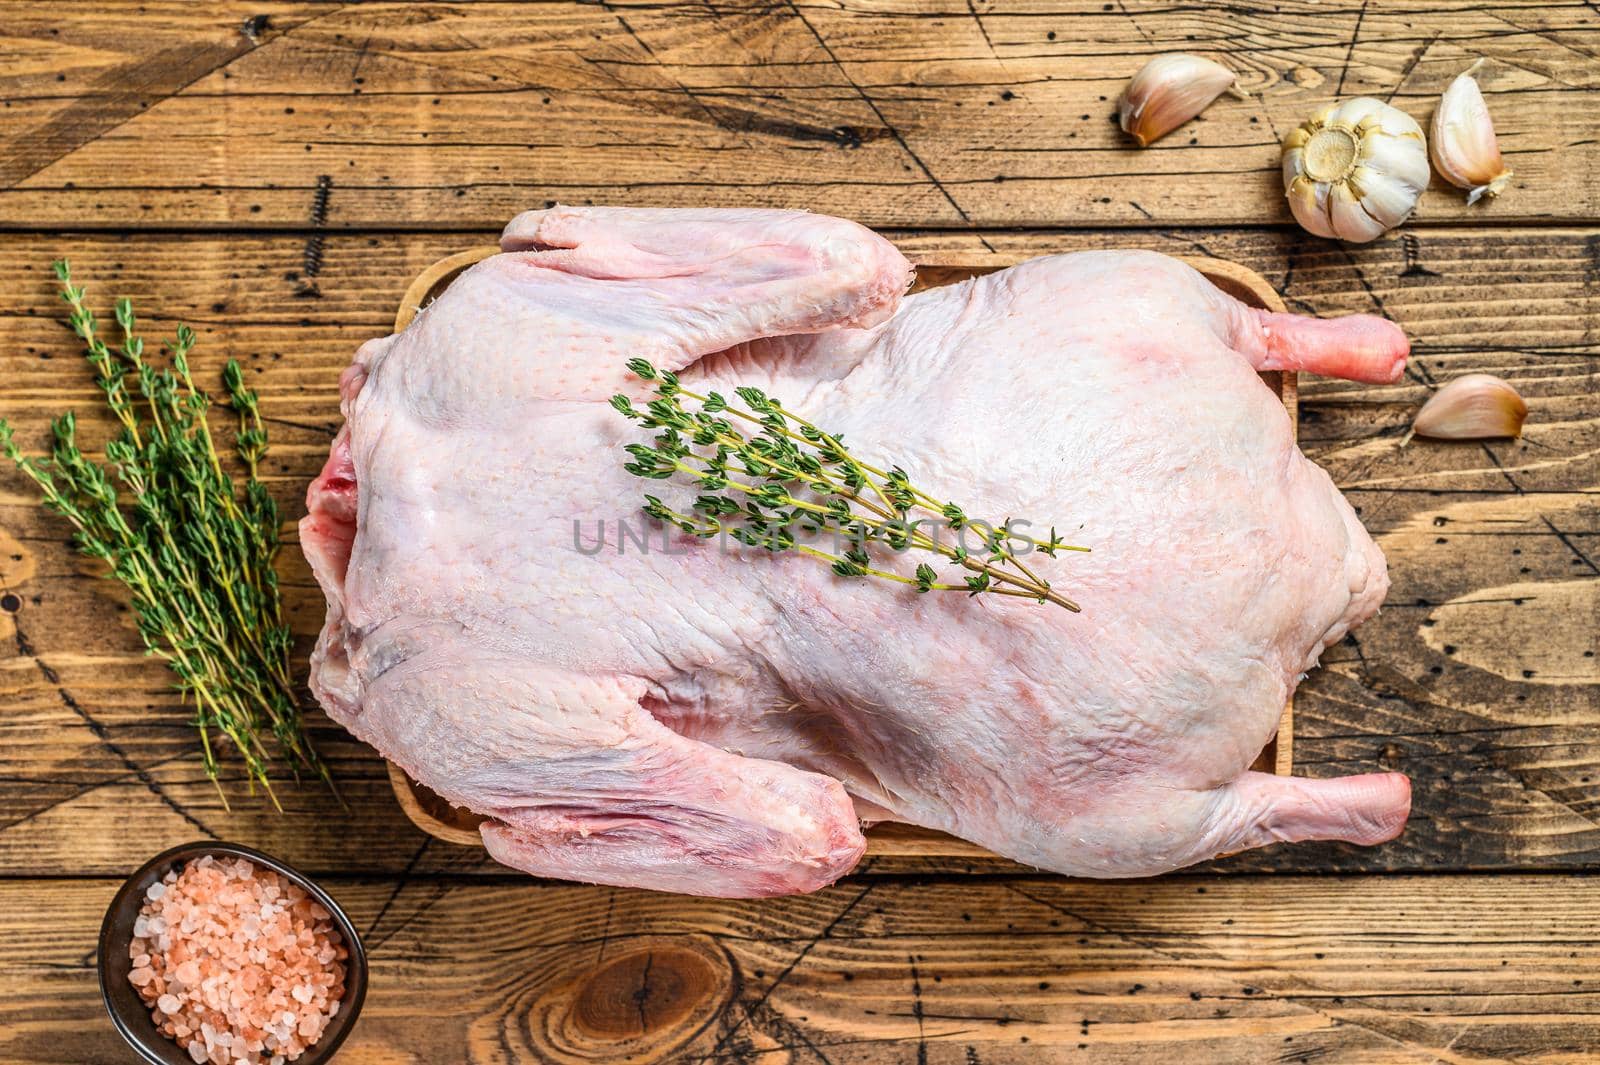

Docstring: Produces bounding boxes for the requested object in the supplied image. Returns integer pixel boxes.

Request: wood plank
[4,874,1599,1063]
[0,2,1595,228]
[0,228,1594,878]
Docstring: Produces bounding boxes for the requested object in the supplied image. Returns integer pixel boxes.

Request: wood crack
[782,0,994,252]
[361,836,430,943]
[709,880,875,1057]
[8,618,212,837]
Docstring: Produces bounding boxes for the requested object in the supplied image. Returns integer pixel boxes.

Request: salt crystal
[133,916,150,938]
[146,882,167,901]
[290,985,312,1004]
[188,1039,209,1064]
[158,993,181,1014]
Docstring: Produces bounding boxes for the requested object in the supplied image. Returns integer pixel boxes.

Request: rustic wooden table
[2,3,1597,1062]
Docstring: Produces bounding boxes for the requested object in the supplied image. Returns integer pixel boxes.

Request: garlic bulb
[1118,54,1239,147]
[1431,66,1513,204]
[1282,98,1430,243]
[1412,374,1528,440]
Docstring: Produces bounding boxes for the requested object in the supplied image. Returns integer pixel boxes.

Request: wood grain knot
[533,936,733,1063]
[0,526,36,590]
[0,526,35,640]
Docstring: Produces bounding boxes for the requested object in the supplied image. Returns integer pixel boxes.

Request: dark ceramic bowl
[98,841,367,1065]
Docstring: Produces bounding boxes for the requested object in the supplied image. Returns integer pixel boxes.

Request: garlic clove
[1286,180,1339,239]
[1358,120,1432,191]
[1431,66,1513,205]
[1328,182,1390,243]
[1284,175,1335,239]
[1118,54,1238,147]
[1411,373,1528,440]
[1342,96,1424,140]
[1348,163,1422,229]
[1330,96,1386,128]
[1283,97,1428,243]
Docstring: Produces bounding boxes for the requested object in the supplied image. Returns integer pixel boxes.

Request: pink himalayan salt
[126,855,347,1065]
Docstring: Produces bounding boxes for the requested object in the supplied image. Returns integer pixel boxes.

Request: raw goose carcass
[302,207,1412,897]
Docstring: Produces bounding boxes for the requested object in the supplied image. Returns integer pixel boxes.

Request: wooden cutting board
[383,249,1297,858]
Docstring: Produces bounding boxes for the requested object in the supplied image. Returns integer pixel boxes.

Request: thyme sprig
[0,261,332,807]
[612,359,1086,611]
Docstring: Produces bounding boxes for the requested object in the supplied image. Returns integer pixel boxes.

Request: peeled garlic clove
[1431,67,1513,205]
[1118,54,1237,147]
[1412,373,1528,440]
[1283,98,1429,243]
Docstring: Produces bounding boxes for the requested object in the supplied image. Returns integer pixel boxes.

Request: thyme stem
[0,261,334,803]
[613,360,1087,612]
